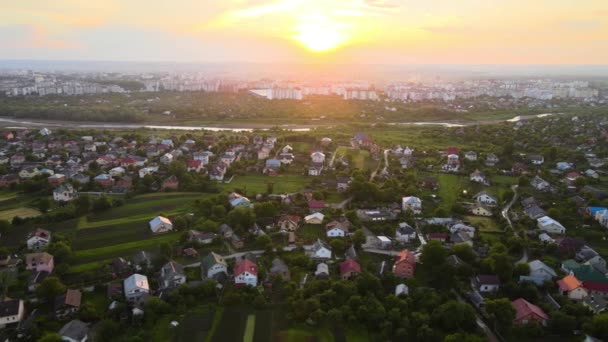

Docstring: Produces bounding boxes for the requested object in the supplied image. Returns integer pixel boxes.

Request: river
[0,113,561,132]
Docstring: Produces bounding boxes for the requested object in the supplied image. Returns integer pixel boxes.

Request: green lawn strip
[72,233,179,263]
[284,326,335,342]
[222,174,310,194]
[66,260,111,274]
[436,173,463,212]
[82,290,112,314]
[151,314,180,342]
[298,224,325,243]
[479,231,504,244]
[0,207,42,221]
[345,327,371,342]
[463,215,502,232]
[205,307,224,342]
[243,314,256,342]
[87,195,198,223]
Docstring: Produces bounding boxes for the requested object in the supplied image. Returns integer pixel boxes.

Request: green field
[298,224,325,243]
[221,174,311,195]
[0,207,41,221]
[244,315,256,342]
[335,147,376,171]
[436,173,463,212]
[463,215,502,232]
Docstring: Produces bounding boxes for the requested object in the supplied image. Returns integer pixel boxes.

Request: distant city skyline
[1,1,607,65]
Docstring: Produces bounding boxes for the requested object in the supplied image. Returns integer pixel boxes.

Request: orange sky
[0,0,606,64]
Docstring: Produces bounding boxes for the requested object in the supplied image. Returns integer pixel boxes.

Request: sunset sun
[293,19,346,52]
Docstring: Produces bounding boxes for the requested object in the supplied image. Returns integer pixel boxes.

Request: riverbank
[0,112,564,132]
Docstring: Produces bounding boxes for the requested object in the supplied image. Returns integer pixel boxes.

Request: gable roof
[340,259,361,275]
[558,274,583,292]
[528,260,557,277]
[234,259,257,277]
[59,319,89,341]
[512,298,548,321]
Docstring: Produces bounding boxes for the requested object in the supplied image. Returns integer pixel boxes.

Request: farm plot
[221,174,310,195]
[210,308,250,342]
[0,207,41,221]
[175,309,216,342]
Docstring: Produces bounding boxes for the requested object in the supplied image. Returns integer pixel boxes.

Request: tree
[330,238,346,255]
[549,311,577,335]
[159,242,173,261]
[444,333,485,342]
[420,240,448,267]
[92,195,112,212]
[211,205,227,219]
[485,298,516,332]
[0,220,10,235]
[514,263,530,278]
[452,244,476,264]
[36,277,66,302]
[431,300,477,333]
[586,314,608,340]
[352,230,366,249]
[173,216,188,231]
[36,197,51,213]
[47,241,72,263]
[74,195,91,215]
[518,176,529,187]
[254,202,278,218]
[255,234,272,250]
[226,207,256,232]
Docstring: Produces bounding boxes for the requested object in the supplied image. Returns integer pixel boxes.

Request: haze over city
[1,0,607,65]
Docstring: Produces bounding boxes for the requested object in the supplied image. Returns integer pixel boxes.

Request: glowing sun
[293,19,346,52]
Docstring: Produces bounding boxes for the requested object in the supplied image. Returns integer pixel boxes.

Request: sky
[0,0,607,65]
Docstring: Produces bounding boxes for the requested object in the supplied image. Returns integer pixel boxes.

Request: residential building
[159,261,186,290]
[557,274,588,300]
[393,250,416,278]
[537,216,566,234]
[474,275,501,292]
[401,196,422,214]
[512,298,549,326]
[201,252,228,281]
[234,259,258,287]
[27,228,51,251]
[340,259,361,280]
[0,299,24,329]
[123,273,150,301]
[149,216,173,234]
[25,252,54,273]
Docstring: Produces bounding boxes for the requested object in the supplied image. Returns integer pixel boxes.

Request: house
[25,252,54,273]
[556,162,573,171]
[54,289,82,317]
[27,228,51,251]
[427,232,449,243]
[109,167,125,177]
[229,193,251,208]
[277,215,301,231]
[419,177,439,190]
[352,132,373,147]
[538,233,555,244]
[161,175,179,190]
[595,209,608,228]
[59,319,89,342]
[395,284,409,296]
[326,220,350,237]
[315,263,329,278]
[557,274,588,300]
[310,239,332,260]
[396,222,417,243]
[110,257,131,278]
[582,294,608,314]
[159,261,186,290]
[149,216,173,234]
[0,299,24,329]
[53,184,77,202]
[0,174,19,187]
[187,160,204,172]
[524,205,546,220]
[201,252,228,281]
[71,173,90,185]
[474,275,501,292]
[401,196,422,214]
[308,200,325,213]
[218,224,233,239]
[187,230,215,245]
[234,259,258,287]
[471,205,493,217]
[268,258,290,281]
[94,174,114,189]
[485,153,499,166]
[160,153,174,165]
[449,223,476,238]
[465,151,478,161]
[310,151,325,163]
[47,173,66,186]
[512,298,549,326]
[469,169,488,184]
[308,163,324,176]
[528,154,545,165]
[116,176,133,189]
[537,216,566,234]
[529,259,557,280]
[231,234,244,249]
[473,191,498,205]
[10,154,25,166]
[124,273,150,301]
[132,251,153,272]
[19,167,41,179]
[340,259,361,280]
[336,177,353,191]
[304,212,324,225]
[393,250,416,278]
[451,231,473,246]
[530,176,550,191]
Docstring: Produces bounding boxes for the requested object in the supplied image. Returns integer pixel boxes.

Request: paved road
[329,196,353,209]
[362,248,401,256]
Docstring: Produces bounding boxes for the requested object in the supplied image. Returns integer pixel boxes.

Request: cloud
[363,0,400,9]
[0,25,79,51]
[558,19,602,30]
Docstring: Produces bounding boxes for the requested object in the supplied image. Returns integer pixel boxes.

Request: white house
[160,153,174,165]
[310,239,332,260]
[124,273,150,301]
[109,167,126,177]
[149,216,173,234]
[234,259,258,287]
[465,151,478,161]
[537,216,566,234]
[229,193,251,208]
[27,228,52,251]
[304,212,325,225]
[528,260,557,282]
[531,176,550,191]
[326,221,349,238]
[469,170,487,184]
[402,196,422,214]
[201,252,228,280]
[395,223,417,243]
[310,151,325,164]
[159,261,186,290]
[53,184,77,202]
[0,299,24,329]
[449,223,476,238]
[471,205,493,217]
[473,191,498,205]
[395,284,409,296]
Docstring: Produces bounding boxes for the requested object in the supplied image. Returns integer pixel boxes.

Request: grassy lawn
[210,308,249,342]
[335,147,376,171]
[463,215,502,232]
[298,224,325,243]
[72,232,179,264]
[0,207,41,221]
[221,174,310,195]
[436,173,463,212]
[174,306,216,342]
[244,315,256,342]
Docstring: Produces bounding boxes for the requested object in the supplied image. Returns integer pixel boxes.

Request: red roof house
[512,298,549,326]
[340,259,361,280]
[161,175,179,190]
[393,250,416,278]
